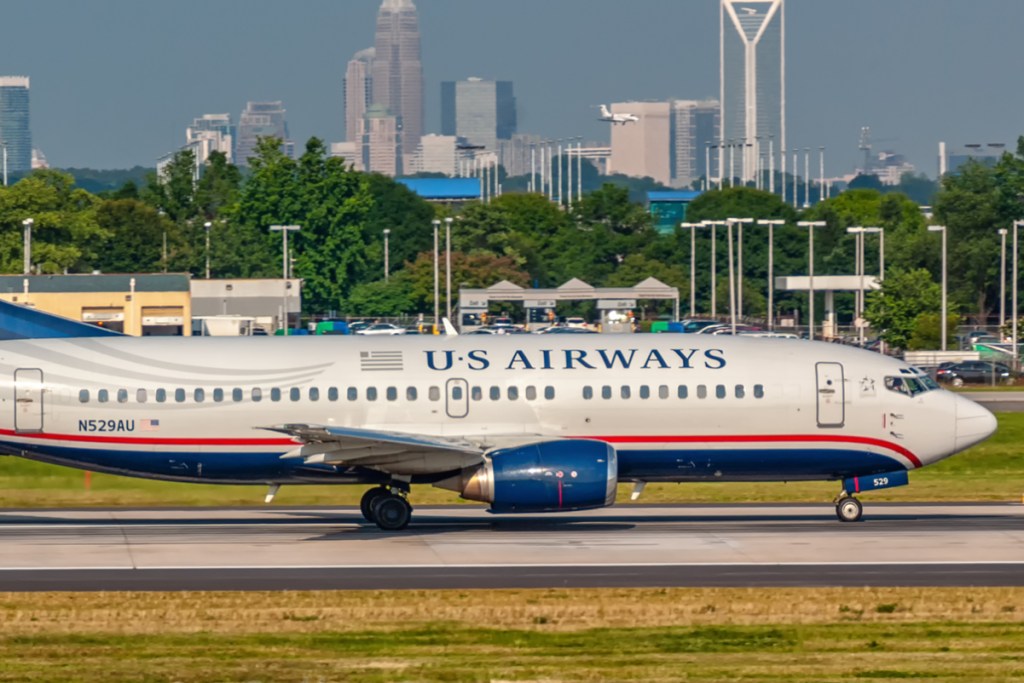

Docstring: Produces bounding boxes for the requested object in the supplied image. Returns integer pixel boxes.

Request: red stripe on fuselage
[0,428,294,447]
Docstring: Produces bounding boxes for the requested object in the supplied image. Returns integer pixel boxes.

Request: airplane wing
[263,423,491,475]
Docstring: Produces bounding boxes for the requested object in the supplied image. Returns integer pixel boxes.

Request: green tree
[865,268,955,350]
[93,199,177,273]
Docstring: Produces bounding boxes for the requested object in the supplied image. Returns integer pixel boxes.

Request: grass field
[1,588,1023,682]
[0,413,1022,508]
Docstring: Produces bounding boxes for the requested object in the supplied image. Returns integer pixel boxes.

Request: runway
[0,503,1022,591]
[964,390,1024,412]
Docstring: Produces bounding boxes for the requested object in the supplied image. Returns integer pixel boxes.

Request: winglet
[442,317,459,336]
[0,299,123,340]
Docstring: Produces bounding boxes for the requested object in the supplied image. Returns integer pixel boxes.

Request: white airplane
[0,301,997,530]
[599,104,639,125]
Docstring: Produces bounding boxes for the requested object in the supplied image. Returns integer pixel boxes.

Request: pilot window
[583,386,593,400]
[525,386,537,401]
[156,388,167,403]
[328,387,339,401]
[366,387,378,401]
[639,385,650,400]
[885,375,934,397]
[233,388,244,402]
[545,386,555,400]
[79,389,89,403]
[213,388,224,403]
[697,385,708,399]
[309,387,319,402]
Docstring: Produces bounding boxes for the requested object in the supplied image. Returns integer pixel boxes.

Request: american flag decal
[140,419,161,431]
[360,350,404,371]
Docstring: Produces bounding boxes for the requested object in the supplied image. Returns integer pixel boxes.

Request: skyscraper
[671,100,720,188]
[235,101,293,168]
[607,101,672,186]
[187,113,235,164]
[0,77,32,177]
[372,0,423,164]
[720,0,784,184]
[344,47,375,142]
[440,78,516,152]
[360,104,402,176]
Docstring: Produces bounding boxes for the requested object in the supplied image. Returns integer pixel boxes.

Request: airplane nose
[955,395,998,452]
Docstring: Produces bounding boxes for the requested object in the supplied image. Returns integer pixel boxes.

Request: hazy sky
[3,0,1022,175]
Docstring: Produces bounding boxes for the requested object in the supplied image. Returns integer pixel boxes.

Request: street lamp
[727,218,753,318]
[431,219,440,325]
[928,225,948,351]
[999,228,1008,330]
[1,140,7,187]
[383,229,391,282]
[1013,220,1024,370]
[269,225,300,335]
[444,216,453,324]
[757,219,785,330]
[797,221,826,339]
[726,219,737,334]
[701,220,725,318]
[21,218,32,275]
[679,222,702,318]
[204,221,212,279]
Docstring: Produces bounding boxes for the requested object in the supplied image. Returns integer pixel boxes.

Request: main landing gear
[359,485,413,531]
[834,493,864,523]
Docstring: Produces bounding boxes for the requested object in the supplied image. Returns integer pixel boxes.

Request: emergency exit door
[14,368,44,433]
[815,362,845,428]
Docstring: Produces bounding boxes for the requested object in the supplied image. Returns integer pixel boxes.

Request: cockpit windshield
[884,369,939,397]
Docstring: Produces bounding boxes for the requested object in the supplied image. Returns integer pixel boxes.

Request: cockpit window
[885,374,934,397]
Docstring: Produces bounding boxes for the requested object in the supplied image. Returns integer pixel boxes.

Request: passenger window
[639,385,650,400]
[136,388,147,403]
[715,385,726,399]
[697,385,708,399]
[328,387,339,401]
[525,386,537,400]
[508,386,519,400]
[471,386,482,401]
[348,387,358,401]
[754,384,765,399]
[156,388,167,403]
[252,388,262,402]
[309,387,319,401]
[490,386,501,401]
[289,387,300,401]
[386,387,397,401]
[232,388,243,402]
[678,385,688,399]
[213,388,224,403]
[175,388,186,403]
[428,386,440,401]
[659,385,669,399]
[602,385,612,399]
[270,388,281,402]
[452,386,463,400]
[117,389,128,403]
[367,387,378,401]
[98,389,109,403]
[583,386,593,400]
[735,385,745,399]
[620,386,631,399]
[79,389,89,403]
[407,387,417,401]
[194,388,205,403]
[544,386,555,400]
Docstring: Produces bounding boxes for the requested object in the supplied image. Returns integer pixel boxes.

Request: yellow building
[0,274,191,336]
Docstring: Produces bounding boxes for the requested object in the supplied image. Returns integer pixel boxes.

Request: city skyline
[1,0,1022,174]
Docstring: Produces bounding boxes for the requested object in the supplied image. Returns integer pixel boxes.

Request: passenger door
[14,368,44,433]
[815,362,845,428]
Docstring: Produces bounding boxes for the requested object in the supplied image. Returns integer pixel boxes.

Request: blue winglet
[0,299,123,340]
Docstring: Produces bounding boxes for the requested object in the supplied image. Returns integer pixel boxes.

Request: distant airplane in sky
[599,104,639,125]
[0,301,998,531]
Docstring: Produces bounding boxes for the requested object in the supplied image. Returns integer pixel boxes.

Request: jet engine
[442,440,617,513]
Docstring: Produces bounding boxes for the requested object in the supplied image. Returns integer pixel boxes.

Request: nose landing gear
[835,494,863,523]
[359,484,413,531]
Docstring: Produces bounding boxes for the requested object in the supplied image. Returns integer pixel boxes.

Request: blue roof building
[397,177,482,202]
[647,190,703,233]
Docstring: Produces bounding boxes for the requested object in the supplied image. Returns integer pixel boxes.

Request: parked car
[354,323,407,336]
[935,360,1013,386]
[535,326,597,334]
[680,318,720,333]
[564,317,589,329]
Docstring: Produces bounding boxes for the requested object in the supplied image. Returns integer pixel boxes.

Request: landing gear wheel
[836,496,863,523]
[360,486,391,522]
[372,495,412,531]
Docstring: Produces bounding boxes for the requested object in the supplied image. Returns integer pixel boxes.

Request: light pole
[928,225,948,351]
[21,218,33,275]
[727,218,753,319]
[680,222,702,318]
[269,225,300,335]
[701,220,724,318]
[432,219,440,325]
[444,216,453,323]
[726,219,737,334]
[797,221,826,339]
[204,221,212,279]
[1013,220,1023,370]
[757,219,784,330]
[847,227,866,345]
[383,229,391,282]
[999,228,1008,330]
[1,141,7,187]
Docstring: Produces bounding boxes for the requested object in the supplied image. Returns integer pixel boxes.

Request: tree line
[3,135,1024,347]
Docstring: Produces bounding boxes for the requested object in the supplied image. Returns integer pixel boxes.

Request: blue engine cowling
[460,439,618,513]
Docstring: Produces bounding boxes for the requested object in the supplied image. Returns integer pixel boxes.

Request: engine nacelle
[457,439,617,513]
